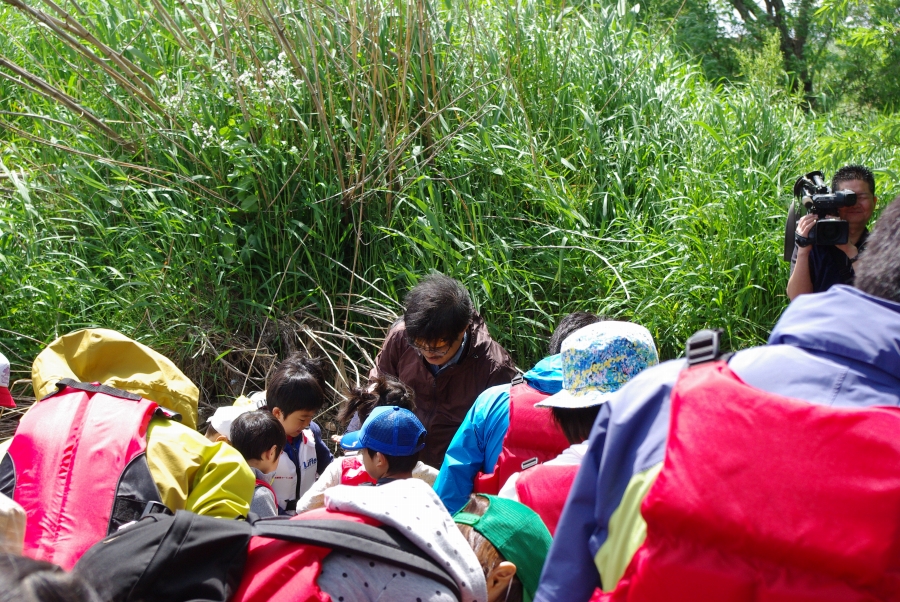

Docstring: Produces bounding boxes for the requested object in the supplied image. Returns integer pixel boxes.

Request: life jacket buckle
[141,501,173,519]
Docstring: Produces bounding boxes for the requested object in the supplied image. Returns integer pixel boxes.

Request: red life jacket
[1,380,167,570]
[75,506,463,602]
[516,464,579,535]
[339,455,377,486]
[473,380,569,494]
[232,509,383,602]
[611,361,900,601]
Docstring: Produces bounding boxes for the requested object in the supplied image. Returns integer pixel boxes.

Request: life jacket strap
[685,329,733,366]
[112,498,173,527]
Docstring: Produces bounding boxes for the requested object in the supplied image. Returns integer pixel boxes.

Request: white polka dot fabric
[325,479,488,602]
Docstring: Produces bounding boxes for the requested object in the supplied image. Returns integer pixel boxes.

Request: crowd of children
[5,192,900,602]
[0,312,643,601]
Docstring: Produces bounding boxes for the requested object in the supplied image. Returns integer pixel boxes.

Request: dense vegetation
[1,0,899,415]
[646,0,900,110]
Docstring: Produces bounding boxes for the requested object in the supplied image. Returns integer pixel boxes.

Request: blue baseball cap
[340,406,426,456]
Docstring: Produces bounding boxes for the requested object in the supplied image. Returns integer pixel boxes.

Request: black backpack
[73,511,461,602]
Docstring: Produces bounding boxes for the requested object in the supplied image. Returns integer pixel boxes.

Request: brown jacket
[370,314,518,468]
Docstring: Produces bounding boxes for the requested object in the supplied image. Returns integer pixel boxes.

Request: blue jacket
[434,355,563,514]
[535,286,900,602]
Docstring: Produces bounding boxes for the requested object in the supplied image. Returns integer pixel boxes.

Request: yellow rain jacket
[28,328,253,518]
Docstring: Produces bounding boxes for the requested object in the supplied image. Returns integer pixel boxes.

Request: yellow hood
[32,328,199,429]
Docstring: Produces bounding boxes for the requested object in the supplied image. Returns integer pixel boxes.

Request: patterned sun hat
[535,321,658,409]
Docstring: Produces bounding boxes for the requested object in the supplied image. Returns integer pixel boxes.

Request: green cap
[453,494,552,602]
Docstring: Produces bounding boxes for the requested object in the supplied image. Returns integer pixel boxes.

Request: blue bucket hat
[340,406,426,456]
[535,321,658,409]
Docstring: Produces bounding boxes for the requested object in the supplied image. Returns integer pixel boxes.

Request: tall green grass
[1,0,898,414]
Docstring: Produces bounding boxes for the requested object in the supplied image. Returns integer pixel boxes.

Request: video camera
[783,171,857,260]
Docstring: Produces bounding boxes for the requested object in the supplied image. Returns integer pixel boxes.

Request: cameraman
[787,165,878,301]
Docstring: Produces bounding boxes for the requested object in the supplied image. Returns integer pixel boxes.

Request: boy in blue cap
[340,406,426,484]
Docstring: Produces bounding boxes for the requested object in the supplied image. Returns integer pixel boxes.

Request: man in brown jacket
[370,274,518,468]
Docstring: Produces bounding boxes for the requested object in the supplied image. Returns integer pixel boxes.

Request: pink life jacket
[0,380,171,570]
[473,379,570,494]
[610,361,900,602]
[516,464,579,535]
[339,455,377,486]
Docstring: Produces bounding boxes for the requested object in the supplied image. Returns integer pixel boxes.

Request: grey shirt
[250,466,278,518]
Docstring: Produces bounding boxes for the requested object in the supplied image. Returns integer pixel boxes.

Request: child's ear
[264,445,279,463]
[486,561,517,600]
[215,434,230,444]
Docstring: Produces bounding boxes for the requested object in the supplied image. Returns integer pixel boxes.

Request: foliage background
[1,0,899,424]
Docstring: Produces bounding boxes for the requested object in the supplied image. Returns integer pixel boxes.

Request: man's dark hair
[832,164,876,196]
[855,195,900,303]
[364,432,425,475]
[231,410,286,461]
[551,406,601,445]
[548,312,605,355]
[403,274,474,343]
[337,374,416,426]
[266,352,329,414]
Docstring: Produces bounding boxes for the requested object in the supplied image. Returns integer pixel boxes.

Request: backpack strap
[54,379,182,421]
[54,378,141,401]
[251,519,461,600]
[685,329,733,366]
[154,406,182,422]
[254,479,278,508]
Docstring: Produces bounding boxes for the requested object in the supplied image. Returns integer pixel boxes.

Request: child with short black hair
[295,375,438,513]
[340,406,426,484]
[230,410,286,518]
[257,352,334,513]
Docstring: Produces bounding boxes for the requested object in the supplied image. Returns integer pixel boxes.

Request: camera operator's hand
[787,214,818,301]
[795,214,818,248]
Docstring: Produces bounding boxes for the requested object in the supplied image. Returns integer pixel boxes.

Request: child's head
[337,374,416,427]
[536,321,659,444]
[0,555,101,602]
[340,406,426,480]
[231,410,286,474]
[204,405,252,443]
[265,352,329,438]
[454,494,553,602]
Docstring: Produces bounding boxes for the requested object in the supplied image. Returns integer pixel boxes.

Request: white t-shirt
[294,454,438,514]
[271,428,319,512]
